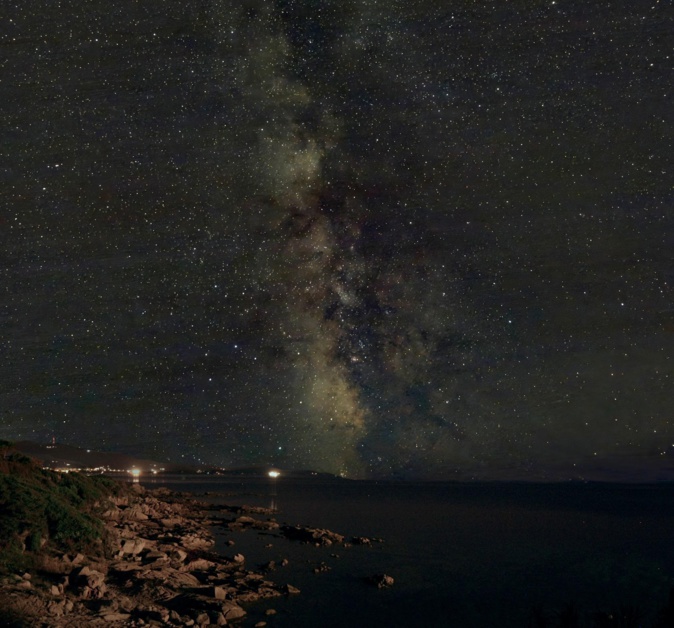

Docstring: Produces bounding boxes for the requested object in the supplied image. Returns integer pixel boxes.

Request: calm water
[145,477,674,627]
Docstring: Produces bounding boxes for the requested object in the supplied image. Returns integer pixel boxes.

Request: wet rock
[228,515,279,531]
[284,584,301,595]
[313,562,331,574]
[221,601,246,620]
[239,505,276,516]
[367,573,395,589]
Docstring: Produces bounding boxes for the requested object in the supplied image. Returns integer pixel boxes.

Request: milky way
[2,0,672,479]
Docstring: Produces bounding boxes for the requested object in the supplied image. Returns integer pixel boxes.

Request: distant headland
[10,441,342,480]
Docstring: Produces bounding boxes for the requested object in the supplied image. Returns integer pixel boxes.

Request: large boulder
[120,504,148,521]
[102,504,121,520]
[72,566,107,599]
[221,601,246,620]
[120,538,146,556]
[179,533,214,551]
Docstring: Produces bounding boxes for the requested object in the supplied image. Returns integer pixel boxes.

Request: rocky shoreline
[0,483,388,627]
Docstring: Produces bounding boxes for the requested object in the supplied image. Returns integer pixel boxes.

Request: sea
[139,476,674,627]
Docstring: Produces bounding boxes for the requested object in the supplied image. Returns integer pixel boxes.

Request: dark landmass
[207,466,344,480]
[11,441,344,481]
[13,441,200,474]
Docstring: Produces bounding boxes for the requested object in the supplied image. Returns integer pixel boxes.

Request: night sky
[2,0,672,480]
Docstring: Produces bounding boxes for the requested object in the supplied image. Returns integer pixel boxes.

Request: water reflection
[268,470,280,512]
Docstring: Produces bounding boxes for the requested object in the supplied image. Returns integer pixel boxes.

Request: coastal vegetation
[2,440,674,626]
[0,440,122,574]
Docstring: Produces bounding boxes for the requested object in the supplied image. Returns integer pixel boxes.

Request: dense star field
[2,0,672,479]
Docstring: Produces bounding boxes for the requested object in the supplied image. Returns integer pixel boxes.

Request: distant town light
[268,470,280,478]
[130,468,141,478]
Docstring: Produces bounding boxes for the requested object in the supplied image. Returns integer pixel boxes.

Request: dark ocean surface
[146,476,674,627]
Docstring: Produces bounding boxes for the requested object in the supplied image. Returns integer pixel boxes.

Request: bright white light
[130,468,141,477]
[268,470,280,478]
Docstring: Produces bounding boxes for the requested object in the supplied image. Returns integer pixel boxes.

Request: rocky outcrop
[0,486,300,627]
[350,536,383,545]
[280,524,345,546]
[226,515,280,532]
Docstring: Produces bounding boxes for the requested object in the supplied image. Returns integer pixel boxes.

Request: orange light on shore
[268,470,280,478]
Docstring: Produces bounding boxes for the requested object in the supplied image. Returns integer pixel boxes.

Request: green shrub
[45,495,102,544]
[26,532,41,553]
[0,456,121,572]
